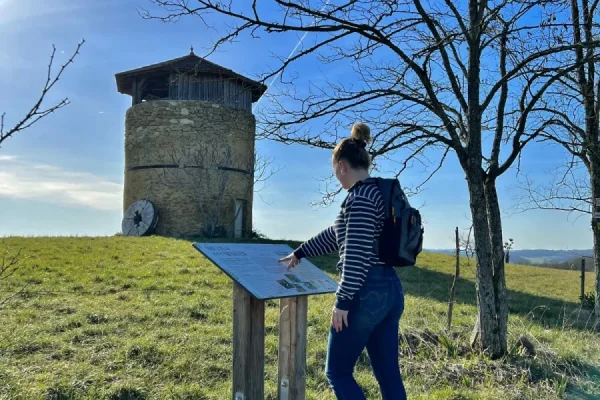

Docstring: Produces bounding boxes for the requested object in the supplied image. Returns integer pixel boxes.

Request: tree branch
[489,22,509,171]
[481,40,600,113]
[0,40,84,147]
[514,164,592,216]
[494,53,599,177]
[413,0,468,112]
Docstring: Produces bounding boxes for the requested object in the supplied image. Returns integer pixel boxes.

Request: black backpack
[353,177,424,267]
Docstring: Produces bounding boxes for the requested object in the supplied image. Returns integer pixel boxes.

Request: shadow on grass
[395,266,593,328]
[562,364,600,399]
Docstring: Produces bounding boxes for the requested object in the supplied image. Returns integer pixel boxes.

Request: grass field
[0,236,599,399]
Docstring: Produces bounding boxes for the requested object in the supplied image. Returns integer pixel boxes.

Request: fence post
[581,258,585,304]
[447,227,460,330]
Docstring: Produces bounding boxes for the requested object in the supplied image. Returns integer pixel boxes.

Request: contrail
[252,0,332,112]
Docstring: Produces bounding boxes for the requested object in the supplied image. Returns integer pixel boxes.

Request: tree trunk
[595,220,600,322]
[484,179,508,355]
[466,168,503,357]
[590,161,600,321]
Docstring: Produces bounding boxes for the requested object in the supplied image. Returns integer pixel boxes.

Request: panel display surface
[193,243,338,300]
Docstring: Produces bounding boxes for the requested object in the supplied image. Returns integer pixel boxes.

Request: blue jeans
[325,267,406,399]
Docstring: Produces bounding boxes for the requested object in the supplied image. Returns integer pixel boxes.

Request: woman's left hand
[331,307,349,332]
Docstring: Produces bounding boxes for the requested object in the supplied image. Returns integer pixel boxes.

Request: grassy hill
[0,236,599,399]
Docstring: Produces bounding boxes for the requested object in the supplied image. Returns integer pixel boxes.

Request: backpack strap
[374,178,396,219]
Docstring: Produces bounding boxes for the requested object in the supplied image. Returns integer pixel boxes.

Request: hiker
[279,122,407,399]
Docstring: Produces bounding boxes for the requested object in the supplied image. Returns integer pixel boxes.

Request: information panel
[193,243,338,300]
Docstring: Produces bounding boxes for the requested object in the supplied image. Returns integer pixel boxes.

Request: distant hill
[507,249,593,265]
[428,248,594,267]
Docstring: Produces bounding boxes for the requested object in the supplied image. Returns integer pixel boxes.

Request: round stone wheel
[122,200,158,236]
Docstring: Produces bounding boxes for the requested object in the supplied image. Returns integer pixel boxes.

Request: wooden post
[581,258,586,303]
[447,226,460,330]
[232,282,265,400]
[278,296,308,400]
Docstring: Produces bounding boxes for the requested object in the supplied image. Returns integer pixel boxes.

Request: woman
[280,123,407,399]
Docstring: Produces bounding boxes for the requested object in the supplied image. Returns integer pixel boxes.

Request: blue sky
[0,0,593,250]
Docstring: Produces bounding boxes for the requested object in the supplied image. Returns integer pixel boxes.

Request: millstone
[121,200,158,236]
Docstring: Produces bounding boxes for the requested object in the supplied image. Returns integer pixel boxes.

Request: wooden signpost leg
[233,282,265,400]
[278,296,308,400]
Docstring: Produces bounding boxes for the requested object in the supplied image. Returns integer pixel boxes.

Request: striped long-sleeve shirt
[293,180,386,310]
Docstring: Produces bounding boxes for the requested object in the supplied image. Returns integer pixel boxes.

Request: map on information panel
[192,243,339,300]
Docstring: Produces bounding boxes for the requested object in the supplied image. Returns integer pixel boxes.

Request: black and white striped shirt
[294,180,386,310]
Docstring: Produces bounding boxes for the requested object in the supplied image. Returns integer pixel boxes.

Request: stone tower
[115,49,266,237]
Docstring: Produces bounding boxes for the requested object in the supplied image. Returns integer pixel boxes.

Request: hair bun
[351,122,371,144]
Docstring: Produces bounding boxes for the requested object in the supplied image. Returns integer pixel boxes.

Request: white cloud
[0,155,122,211]
[0,0,101,25]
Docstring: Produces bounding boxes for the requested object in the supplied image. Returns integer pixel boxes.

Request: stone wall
[123,100,255,237]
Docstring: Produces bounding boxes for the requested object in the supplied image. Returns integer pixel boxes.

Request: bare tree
[515,0,600,319]
[143,0,600,356]
[0,40,84,148]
